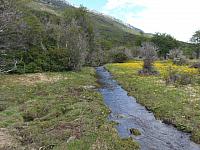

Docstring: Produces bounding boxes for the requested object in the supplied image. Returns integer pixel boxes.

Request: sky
[66,0,200,42]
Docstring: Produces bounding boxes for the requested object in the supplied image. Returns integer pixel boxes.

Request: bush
[169,48,188,66]
[110,47,133,63]
[47,48,68,71]
[173,57,188,66]
[190,63,200,69]
[113,52,129,63]
[138,42,159,75]
[12,48,69,73]
[26,62,42,73]
[179,74,192,85]
[165,68,192,85]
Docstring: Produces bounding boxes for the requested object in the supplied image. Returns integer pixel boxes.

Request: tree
[65,20,88,71]
[0,0,19,73]
[139,42,158,75]
[0,0,17,33]
[190,30,200,59]
[152,33,178,59]
[61,6,95,70]
[169,48,187,65]
[0,0,24,49]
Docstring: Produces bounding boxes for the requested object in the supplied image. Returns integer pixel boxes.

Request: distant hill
[30,0,149,43]
[89,11,144,35]
[36,0,146,35]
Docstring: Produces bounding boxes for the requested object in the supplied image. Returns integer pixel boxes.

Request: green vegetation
[1,0,200,149]
[190,30,200,59]
[89,12,146,49]
[1,0,147,74]
[151,33,178,59]
[106,61,200,143]
[0,67,139,149]
[1,0,198,74]
[130,128,141,136]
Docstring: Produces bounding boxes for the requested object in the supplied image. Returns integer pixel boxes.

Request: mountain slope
[29,0,147,45]
[36,0,145,35]
[1,0,149,73]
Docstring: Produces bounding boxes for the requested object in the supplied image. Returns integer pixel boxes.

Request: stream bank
[96,66,200,150]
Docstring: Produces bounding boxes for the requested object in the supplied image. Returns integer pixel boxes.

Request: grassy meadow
[0,68,139,150]
[106,60,200,143]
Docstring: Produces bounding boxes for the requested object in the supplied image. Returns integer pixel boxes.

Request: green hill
[29,0,147,46]
[1,0,149,73]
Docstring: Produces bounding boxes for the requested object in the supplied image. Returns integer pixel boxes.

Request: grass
[26,1,61,16]
[0,68,139,150]
[106,61,200,144]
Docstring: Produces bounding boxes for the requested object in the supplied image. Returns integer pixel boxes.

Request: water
[96,66,200,150]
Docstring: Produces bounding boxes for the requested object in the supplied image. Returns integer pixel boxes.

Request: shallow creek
[96,66,200,150]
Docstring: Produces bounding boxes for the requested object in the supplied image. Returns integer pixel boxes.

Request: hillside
[1,0,148,74]
[36,0,145,35]
[30,0,147,47]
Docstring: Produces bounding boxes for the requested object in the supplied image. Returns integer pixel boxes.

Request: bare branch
[0,59,18,73]
[139,42,159,75]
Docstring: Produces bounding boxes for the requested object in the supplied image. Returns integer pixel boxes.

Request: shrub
[86,47,108,66]
[110,47,133,63]
[190,63,200,69]
[165,68,192,85]
[178,73,192,85]
[113,53,129,63]
[47,48,68,71]
[169,48,188,66]
[173,57,187,66]
[26,62,42,73]
[138,42,159,75]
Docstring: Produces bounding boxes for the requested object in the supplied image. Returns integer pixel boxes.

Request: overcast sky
[67,0,200,42]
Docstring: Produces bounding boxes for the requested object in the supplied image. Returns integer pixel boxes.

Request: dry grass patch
[0,73,68,86]
[0,128,21,150]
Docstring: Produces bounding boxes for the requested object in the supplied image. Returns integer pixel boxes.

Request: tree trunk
[196,49,200,59]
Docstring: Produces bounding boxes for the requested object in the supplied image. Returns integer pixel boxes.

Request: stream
[96,66,200,150]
